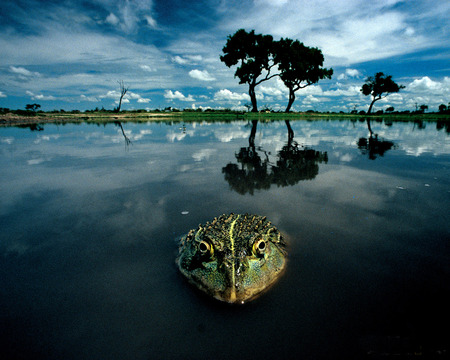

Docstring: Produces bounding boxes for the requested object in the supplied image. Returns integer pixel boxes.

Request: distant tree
[220,29,278,112]
[275,38,333,112]
[243,102,252,112]
[438,104,447,112]
[361,72,404,114]
[25,103,41,111]
[419,104,428,113]
[385,106,394,113]
[114,80,128,112]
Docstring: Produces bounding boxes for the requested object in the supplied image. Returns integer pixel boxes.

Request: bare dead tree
[115,80,128,112]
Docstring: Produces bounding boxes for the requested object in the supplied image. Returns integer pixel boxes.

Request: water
[1,119,449,359]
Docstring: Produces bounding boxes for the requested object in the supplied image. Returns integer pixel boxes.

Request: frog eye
[198,240,213,256]
[253,239,266,256]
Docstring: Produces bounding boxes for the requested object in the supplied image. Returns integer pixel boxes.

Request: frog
[176,213,287,303]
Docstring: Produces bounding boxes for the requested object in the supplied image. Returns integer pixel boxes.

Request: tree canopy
[25,103,41,111]
[361,72,404,114]
[275,39,333,112]
[220,29,332,112]
[220,29,277,112]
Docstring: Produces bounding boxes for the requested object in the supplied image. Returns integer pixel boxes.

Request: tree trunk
[285,120,294,144]
[366,119,373,137]
[115,80,128,113]
[117,94,124,112]
[285,87,295,112]
[249,82,258,112]
[249,120,258,147]
[367,97,377,114]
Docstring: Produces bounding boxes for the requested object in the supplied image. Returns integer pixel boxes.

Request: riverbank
[1,110,449,127]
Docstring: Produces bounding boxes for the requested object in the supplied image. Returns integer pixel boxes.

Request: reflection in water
[18,123,44,131]
[223,120,328,194]
[357,119,395,160]
[436,120,450,133]
[114,121,132,147]
[0,120,448,360]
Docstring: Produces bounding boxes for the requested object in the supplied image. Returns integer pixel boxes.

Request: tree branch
[293,81,312,92]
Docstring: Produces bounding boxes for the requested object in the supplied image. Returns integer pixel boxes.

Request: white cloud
[254,0,289,6]
[105,13,120,26]
[338,68,362,80]
[188,69,216,81]
[164,90,195,102]
[406,76,449,94]
[0,91,6,98]
[99,90,151,104]
[27,158,46,165]
[224,2,442,66]
[214,89,250,101]
[100,90,120,99]
[137,98,151,103]
[405,27,415,36]
[108,0,154,33]
[346,69,361,77]
[259,82,288,99]
[10,66,40,78]
[323,85,361,97]
[140,65,155,72]
[80,94,99,102]
[172,55,203,65]
[145,15,157,28]
[302,94,321,105]
[0,29,169,82]
[125,92,142,100]
[172,56,188,65]
[26,90,56,101]
[398,77,450,111]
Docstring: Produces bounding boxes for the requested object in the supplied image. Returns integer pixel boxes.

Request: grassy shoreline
[1,110,449,127]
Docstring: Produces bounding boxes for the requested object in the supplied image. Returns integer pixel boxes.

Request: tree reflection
[18,123,44,131]
[357,119,395,160]
[114,121,132,147]
[436,120,450,134]
[222,120,328,195]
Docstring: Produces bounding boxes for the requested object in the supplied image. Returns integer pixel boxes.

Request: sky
[0,0,449,113]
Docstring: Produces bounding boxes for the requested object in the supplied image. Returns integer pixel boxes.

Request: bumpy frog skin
[177,213,287,303]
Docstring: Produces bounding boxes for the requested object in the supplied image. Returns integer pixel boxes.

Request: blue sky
[0,0,449,112]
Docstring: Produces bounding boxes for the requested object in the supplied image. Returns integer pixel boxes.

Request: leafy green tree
[275,39,333,112]
[438,104,447,112]
[419,104,428,112]
[25,103,41,111]
[361,72,404,114]
[220,29,278,112]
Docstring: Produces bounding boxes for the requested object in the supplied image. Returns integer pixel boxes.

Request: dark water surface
[1,119,449,359]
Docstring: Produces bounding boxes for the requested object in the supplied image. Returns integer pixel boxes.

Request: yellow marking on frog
[228,215,239,302]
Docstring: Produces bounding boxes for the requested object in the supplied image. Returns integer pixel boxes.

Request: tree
[114,80,128,112]
[361,72,404,114]
[25,103,41,111]
[275,39,333,112]
[438,104,447,112]
[386,106,394,113]
[220,29,278,112]
[419,104,428,113]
